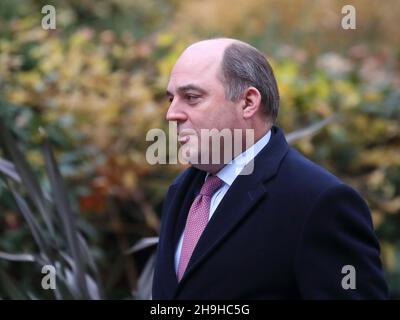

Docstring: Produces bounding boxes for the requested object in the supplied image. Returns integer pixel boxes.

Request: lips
[177,128,191,143]
[178,134,190,144]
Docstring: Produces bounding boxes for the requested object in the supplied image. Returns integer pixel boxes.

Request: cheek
[217,103,242,128]
[191,97,238,129]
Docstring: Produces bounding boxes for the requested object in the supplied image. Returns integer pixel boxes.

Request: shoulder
[278,147,345,194]
[280,148,373,228]
[269,146,371,221]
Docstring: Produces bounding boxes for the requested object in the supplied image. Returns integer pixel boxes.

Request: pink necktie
[177,175,224,281]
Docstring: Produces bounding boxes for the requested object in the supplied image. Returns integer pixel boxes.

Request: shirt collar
[211,129,271,186]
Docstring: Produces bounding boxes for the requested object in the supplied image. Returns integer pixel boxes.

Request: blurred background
[0,0,399,299]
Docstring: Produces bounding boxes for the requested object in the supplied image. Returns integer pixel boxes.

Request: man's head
[166,38,279,173]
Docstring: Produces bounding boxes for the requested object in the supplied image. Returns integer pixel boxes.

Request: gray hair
[219,42,280,121]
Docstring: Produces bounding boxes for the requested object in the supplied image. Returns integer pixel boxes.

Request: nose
[165,99,188,122]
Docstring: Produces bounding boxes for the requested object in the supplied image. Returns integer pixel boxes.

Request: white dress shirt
[174,130,272,274]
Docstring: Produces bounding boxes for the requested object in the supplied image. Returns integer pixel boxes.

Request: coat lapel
[172,126,289,297]
[158,167,206,298]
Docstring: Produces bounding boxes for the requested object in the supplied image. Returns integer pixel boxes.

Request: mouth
[178,134,190,144]
[177,128,193,144]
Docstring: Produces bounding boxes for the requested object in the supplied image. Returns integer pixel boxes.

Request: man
[152,38,388,299]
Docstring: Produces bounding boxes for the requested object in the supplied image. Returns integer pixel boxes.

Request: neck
[194,123,273,174]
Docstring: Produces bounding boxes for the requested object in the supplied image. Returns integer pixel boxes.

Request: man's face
[166,44,244,170]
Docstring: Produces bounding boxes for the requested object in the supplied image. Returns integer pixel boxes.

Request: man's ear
[242,87,262,119]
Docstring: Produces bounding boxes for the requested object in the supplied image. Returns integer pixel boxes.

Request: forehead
[167,48,224,93]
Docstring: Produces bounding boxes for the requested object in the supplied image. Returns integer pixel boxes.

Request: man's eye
[186,95,200,102]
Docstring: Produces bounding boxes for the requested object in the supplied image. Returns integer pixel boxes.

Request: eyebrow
[166,84,207,97]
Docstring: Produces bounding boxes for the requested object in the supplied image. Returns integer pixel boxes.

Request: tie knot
[199,175,224,196]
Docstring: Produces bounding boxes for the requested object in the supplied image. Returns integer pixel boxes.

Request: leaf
[8,182,52,263]
[52,260,80,299]
[42,137,89,298]
[77,234,104,299]
[0,251,35,262]
[58,253,100,299]
[126,237,159,255]
[132,253,156,300]
[0,157,21,183]
[0,117,56,238]
[286,114,339,144]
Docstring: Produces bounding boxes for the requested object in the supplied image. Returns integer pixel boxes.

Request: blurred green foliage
[0,0,399,298]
